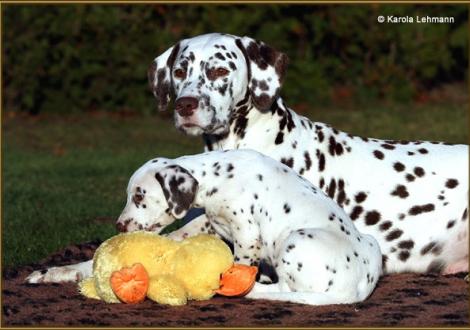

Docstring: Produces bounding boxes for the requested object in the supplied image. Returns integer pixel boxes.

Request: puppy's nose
[175,97,198,117]
[116,221,128,233]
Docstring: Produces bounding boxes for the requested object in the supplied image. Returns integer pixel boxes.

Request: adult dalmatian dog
[116,149,383,305]
[27,33,468,284]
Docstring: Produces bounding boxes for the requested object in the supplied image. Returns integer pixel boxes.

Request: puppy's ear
[154,165,198,219]
[148,42,181,111]
[235,36,289,111]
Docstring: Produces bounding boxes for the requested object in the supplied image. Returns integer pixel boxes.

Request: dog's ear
[235,36,289,111]
[154,164,198,219]
[148,42,181,111]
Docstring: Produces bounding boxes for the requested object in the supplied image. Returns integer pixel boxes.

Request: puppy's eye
[132,193,144,204]
[174,69,187,79]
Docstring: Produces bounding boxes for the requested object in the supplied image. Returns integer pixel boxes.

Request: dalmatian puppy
[114,149,383,305]
[27,32,468,283]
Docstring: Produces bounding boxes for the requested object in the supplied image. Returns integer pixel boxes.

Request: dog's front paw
[25,267,84,283]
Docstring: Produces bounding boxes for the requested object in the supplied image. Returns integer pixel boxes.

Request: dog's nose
[116,221,128,232]
[175,97,198,117]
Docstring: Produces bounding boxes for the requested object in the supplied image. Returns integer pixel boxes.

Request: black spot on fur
[427,260,445,274]
[327,179,336,198]
[328,136,337,156]
[318,152,325,172]
[275,132,284,145]
[447,220,456,229]
[408,204,435,216]
[280,157,294,168]
[406,174,415,182]
[373,150,384,160]
[417,148,429,154]
[365,210,381,225]
[386,229,403,241]
[393,162,405,172]
[350,206,363,220]
[381,143,395,150]
[304,152,312,171]
[283,203,291,213]
[355,192,367,204]
[379,221,392,231]
[398,240,415,250]
[335,143,344,155]
[391,185,409,198]
[414,167,425,177]
[421,241,442,256]
[214,52,225,61]
[382,255,388,270]
[445,179,459,189]
[398,250,410,262]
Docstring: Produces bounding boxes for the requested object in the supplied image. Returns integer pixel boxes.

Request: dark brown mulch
[2,240,468,327]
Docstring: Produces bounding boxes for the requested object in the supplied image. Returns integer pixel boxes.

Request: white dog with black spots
[27,33,468,285]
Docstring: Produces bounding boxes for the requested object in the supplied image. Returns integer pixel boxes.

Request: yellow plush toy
[78,231,238,306]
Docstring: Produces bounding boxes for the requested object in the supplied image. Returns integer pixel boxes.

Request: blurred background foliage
[3,4,468,115]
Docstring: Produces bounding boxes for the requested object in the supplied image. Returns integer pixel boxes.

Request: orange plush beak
[216,264,258,297]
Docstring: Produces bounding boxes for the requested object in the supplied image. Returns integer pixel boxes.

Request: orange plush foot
[110,263,149,304]
[216,264,258,297]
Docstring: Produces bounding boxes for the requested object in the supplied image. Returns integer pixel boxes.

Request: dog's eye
[206,67,229,80]
[215,67,229,77]
[174,69,187,79]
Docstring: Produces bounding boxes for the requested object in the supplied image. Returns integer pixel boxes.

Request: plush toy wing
[216,264,258,297]
[110,263,149,304]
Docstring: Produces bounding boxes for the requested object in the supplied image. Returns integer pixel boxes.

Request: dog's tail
[245,281,361,306]
[245,291,356,306]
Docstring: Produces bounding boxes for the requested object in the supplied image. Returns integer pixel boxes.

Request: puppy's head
[116,159,198,232]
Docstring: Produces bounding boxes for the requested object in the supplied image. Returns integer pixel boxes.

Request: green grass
[2,104,468,267]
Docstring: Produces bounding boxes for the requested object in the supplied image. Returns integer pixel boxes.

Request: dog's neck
[203,96,303,152]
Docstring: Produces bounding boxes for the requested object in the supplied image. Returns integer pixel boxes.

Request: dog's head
[148,33,289,136]
[116,159,198,233]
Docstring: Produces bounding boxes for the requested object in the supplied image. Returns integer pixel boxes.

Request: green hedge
[3,4,468,114]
